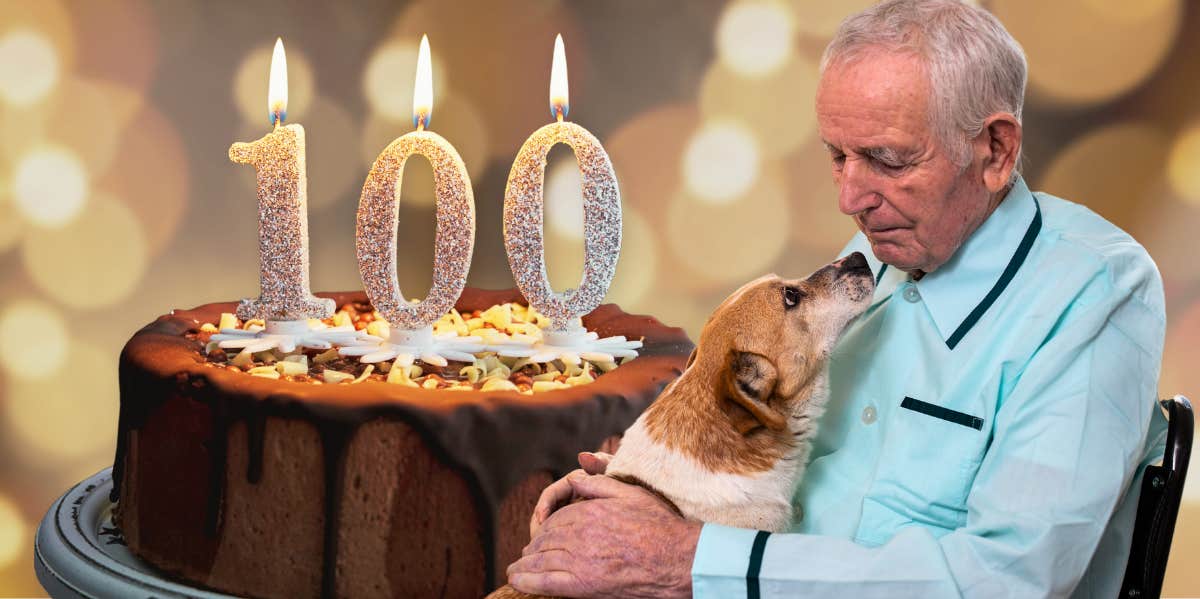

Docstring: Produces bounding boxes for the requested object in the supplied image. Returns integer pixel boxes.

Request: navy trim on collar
[875,264,889,284]
[944,196,1042,349]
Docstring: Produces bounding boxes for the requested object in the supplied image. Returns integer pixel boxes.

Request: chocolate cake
[111,287,692,598]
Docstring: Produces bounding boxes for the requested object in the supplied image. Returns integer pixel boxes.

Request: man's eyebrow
[821,141,909,163]
[863,146,910,163]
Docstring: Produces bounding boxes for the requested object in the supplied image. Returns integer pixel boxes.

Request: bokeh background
[0,0,1197,595]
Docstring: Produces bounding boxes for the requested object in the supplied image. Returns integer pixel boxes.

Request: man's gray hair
[820,0,1027,172]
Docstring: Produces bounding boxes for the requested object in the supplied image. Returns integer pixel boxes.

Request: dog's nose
[838,252,871,274]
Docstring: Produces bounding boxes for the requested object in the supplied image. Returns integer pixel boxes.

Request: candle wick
[555,107,564,123]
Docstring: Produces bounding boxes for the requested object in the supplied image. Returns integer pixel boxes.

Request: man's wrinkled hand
[530,451,612,538]
[509,473,702,599]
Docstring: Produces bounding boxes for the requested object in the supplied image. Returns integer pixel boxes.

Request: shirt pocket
[857,396,989,544]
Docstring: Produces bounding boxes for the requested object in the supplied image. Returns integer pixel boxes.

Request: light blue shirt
[691,177,1169,598]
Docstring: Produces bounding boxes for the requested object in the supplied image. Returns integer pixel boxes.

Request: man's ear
[722,350,786,433]
[977,112,1022,193]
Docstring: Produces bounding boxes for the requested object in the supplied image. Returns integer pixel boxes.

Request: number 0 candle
[340,35,481,366]
[228,38,334,322]
[501,35,640,365]
[504,35,622,333]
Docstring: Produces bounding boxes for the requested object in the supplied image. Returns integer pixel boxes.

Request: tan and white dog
[491,252,875,598]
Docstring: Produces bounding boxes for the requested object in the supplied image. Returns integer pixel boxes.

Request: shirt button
[861,405,877,425]
[903,286,921,303]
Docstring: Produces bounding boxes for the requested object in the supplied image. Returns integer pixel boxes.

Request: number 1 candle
[228,38,334,323]
[214,39,363,355]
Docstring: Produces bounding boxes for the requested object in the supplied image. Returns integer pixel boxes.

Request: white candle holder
[348,130,476,366]
[211,319,365,354]
[337,325,486,367]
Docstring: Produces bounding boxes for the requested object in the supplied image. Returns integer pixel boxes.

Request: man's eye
[870,156,909,173]
[783,286,804,308]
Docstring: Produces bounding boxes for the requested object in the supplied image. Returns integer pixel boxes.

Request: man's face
[816,51,992,273]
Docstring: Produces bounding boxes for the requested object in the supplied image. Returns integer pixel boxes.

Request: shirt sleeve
[691,259,1166,598]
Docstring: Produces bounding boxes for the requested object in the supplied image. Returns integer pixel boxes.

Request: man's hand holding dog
[510,457,701,599]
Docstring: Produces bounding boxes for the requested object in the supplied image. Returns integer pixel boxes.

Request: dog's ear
[722,350,786,433]
[685,348,698,370]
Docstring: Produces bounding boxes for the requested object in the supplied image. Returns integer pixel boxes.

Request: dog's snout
[837,252,871,275]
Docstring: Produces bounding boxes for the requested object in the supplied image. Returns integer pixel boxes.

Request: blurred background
[0,0,1197,595]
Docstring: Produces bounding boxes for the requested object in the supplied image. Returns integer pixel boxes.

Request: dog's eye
[783,286,804,308]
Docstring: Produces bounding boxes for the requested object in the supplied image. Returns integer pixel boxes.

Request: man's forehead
[817,51,929,110]
[816,53,932,145]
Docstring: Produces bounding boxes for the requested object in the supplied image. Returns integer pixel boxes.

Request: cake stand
[34,468,236,598]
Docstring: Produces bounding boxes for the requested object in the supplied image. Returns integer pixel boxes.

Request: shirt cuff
[691,523,761,599]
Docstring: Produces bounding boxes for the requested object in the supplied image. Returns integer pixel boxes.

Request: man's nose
[837,159,882,216]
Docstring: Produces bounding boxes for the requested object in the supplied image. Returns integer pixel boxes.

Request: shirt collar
[914,176,1041,348]
[840,176,1042,348]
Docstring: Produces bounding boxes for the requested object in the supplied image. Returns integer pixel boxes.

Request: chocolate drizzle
[319,423,353,599]
[245,408,266,485]
[205,396,229,537]
[110,288,693,597]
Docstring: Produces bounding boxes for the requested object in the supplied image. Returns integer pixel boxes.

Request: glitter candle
[504,34,621,333]
[341,35,480,366]
[228,38,334,322]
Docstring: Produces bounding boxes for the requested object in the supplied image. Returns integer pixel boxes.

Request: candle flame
[268,38,288,126]
[550,34,568,121]
[413,34,433,130]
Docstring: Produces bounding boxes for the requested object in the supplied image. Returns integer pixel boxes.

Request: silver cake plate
[34,468,237,598]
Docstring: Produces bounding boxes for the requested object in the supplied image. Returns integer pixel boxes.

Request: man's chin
[867,241,921,271]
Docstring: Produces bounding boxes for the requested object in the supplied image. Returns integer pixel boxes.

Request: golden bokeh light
[666,168,791,290]
[0,1,75,76]
[0,494,25,570]
[546,208,657,308]
[1137,199,1200,287]
[12,145,88,228]
[22,194,148,309]
[788,0,877,39]
[99,102,188,257]
[5,340,117,467]
[1080,0,1176,22]
[606,103,701,222]
[234,42,315,126]
[1038,122,1169,237]
[364,38,448,124]
[358,93,489,206]
[385,0,582,160]
[0,187,23,253]
[700,55,819,156]
[0,29,58,107]
[68,0,158,92]
[605,209,657,307]
[1168,124,1200,205]
[356,115,436,209]
[783,137,860,252]
[0,299,68,380]
[303,96,361,211]
[683,120,762,204]
[716,0,796,79]
[992,0,1181,105]
[545,153,584,240]
[44,78,142,175]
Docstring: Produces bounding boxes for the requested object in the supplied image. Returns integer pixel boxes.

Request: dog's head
[691,252,875,433]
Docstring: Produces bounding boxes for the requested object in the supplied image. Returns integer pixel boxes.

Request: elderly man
[507,0,1167,597]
